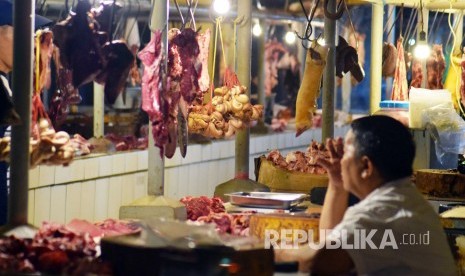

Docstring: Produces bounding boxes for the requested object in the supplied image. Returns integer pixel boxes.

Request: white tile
[134,172,147,199]
[137,150,148,170]
[164,168,179,199]
[84,157,99,180]
[286,133,296,148]
[54,165,71,184]
[249,137,257,155]
[98,156,113,177]
[29,167,39,189]
[28,190,35,225]
[121,175,135,205]
[270,134,279,150]
[255,136,269,154]
[196,162,210,196]
[165,150,182,167]
[107,176,123,219]
[219,141,232,159]
[34,187,51,227]
[65,182,82,223]
[112,154,126,175]
[94,179,109,221]
[50,185,67,223]
[177,167,189,198]
[39,166,55,187]
[186,144,202,164]
[207,161,219,196]
[312,128,322,142]
[210,141,221,159]
[70,160,85,182]
[80,180,96,222]
[278,133,287,149]
[125,152,139,173]
[187,165,201,196]
[201,144,212,161]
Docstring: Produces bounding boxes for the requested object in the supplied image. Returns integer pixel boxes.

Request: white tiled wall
[28,127,349,225]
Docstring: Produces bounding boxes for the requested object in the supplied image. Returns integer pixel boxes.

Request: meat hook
[173,0,186,28]
[323,0,345,20]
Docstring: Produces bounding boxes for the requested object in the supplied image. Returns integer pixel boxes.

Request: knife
[177,106,188,157]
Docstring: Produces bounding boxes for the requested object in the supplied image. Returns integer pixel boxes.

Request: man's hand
[316,137,344,190]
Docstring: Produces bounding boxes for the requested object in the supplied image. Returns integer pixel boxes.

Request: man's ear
[360,156,374,179]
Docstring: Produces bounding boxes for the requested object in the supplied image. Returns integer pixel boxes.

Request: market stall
[4,0,465,274]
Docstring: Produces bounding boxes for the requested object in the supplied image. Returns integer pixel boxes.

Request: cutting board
[415,169,465,198]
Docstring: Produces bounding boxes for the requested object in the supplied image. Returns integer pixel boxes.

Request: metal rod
[147,0,168,196]
[235,0,252,179]
[93,82,104,137]
[369,1,383,114]
[418,8,429,88]
[322,0,336,140]
[256,21,267,124]
[9,0,34,225]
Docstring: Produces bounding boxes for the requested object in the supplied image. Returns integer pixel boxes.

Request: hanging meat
[410,59,423,88]
[197,29,211,95]
[335,36,364,83]
[382,42,397,77]
[52,0,105,88]
[295,42,329,137]
[426,44,445,90]
[390,37,409,101]
[95,41,135,104]
[264,41,286,96]
[138,30,170,157]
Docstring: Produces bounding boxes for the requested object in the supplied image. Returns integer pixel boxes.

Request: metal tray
[225,192,307,209]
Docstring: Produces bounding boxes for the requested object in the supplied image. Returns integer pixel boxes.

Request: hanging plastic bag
[423,103,465,164]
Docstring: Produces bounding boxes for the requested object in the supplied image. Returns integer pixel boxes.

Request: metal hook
[173,0,185,29]
[324,0,345,20]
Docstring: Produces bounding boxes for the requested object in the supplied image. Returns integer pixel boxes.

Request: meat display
[180,196,225,221]
[295,41,329,137]
[197,29,211,94]
[410,59,423,88]
[382,42,397,77]
[104,133,148,151]
[426,44,446,89]
[390,37,409,100]
[266,140,330,174]
[0,219,138,275]
[180,196,251,236]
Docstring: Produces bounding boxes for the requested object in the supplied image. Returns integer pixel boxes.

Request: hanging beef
[95,41,134,104]
[382,42,397,77]
[410,59,423,88]
[52,0,105,88]
[426,44,445,89]
[391,37,409,101]
[335,36,364,83]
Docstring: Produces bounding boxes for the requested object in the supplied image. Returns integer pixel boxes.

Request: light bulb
[408,38,416,46]
[212,0,230,15]
[414,43,431,59]
[284,31,296,44]
[318,37,326,46]
[252,22,262,37]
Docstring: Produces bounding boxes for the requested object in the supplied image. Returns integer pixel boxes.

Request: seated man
[276,115,456,275]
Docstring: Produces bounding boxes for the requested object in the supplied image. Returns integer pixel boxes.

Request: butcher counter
[25,126,350,226]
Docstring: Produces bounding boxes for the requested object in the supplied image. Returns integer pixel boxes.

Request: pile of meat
[104,133,148,151]
[266,140,330,174]
[0,119,91,167]
[426,44,446,89]
[0,219,138,275]
[138,28,210,158]
[180,196,252,236]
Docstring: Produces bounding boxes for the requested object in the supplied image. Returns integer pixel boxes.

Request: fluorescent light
[213,0,230,15]
[284,31,296,44]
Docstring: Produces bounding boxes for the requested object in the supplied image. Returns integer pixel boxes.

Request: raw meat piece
[426,44,445,89]
[391,37,409,100]
[410,59,423,88]
[197,29,211,93]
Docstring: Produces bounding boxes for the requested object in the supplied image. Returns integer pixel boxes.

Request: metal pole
[369,2,383,114]
[147,0,168,196]
[9,0,34,226]
[255,20,267,128]
[418,8,429,88]
[385,5,395,96]
[235,0,252,179]
[322,1,336,140]
[93,82,104,137]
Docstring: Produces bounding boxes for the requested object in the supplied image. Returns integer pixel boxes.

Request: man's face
[0,25,13,72]
[341,130,364,195]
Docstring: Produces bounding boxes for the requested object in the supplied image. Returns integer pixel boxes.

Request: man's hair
[350,115,415,182]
